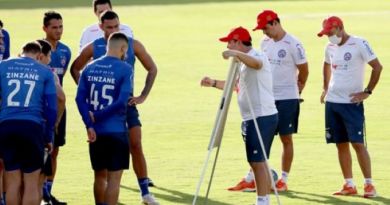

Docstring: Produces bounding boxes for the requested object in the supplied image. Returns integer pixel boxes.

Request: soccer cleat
[333,184,357,196]
[50,195,67,205]
[275,179,288,192]
[142,194,160,205]
[363,183,377,198]
[227,178,256,192]
[148,178,155,187]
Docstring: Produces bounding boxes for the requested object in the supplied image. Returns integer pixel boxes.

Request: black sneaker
[42,195,52,205]
[50,195,67,205]
[148,178,155,187]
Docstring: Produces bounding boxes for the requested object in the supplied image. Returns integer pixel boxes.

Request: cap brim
[219,37,230,42]
[317,28,330,37]
[252,23,266,31]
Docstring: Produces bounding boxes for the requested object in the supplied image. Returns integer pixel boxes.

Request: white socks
[281,171,289,183]
[345,178,355,187]
[365,178,373,185]
[244,169,255,182]
[256,195,270,205]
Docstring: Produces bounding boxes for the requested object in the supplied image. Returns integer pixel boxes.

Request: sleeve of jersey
[324,45,331,64]
[292,42,307,65]
[65,47,72,69]
[359,39,377,63]
[3,30,10,59]
[43,72,58,144]
[93,68,132,122]
[75,72,94,128]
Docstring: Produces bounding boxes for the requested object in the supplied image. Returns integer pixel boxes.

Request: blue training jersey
[1,29,10,60]
[48,41,71,85]
[76,55,133,134]
[0,57,57,125]
[92,37,135,95]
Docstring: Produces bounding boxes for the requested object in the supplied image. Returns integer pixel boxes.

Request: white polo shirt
[324,36,377,103]
[237,49,278,121]
[79,23,133,51]
[260,33,307,100]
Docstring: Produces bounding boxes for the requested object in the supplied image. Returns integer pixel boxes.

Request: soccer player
[0,20,10,60]
[36,39,66,204]
[200,27,278,205]
[79,0,133,51]
[41,11,72,205]
[318,16,383,198]
[0,41,57,205]
[228,10,309,192]
[76,32,132,205]
[0,21,4,205]
[0,24,5,61]
[71,10,159,205]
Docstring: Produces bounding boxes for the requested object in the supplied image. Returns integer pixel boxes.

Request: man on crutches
[200,26,278,205]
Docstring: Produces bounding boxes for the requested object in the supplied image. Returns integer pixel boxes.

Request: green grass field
[1,0,390,204]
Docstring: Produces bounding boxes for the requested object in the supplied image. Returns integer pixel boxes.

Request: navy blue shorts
[126,105,142,129]
[325,102,365,144]
[89,132,130,171]
[0,120,44,173]
[241,114,278,162]
[275,99,300,136]
[54,109,66,147]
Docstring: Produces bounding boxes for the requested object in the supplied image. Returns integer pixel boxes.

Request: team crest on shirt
[60,55,67,67]
[344,52,352,61]
[278,49,286,58]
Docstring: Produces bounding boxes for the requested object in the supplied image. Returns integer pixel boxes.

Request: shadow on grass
[119,184,233,205]
[0,0,325,10]
[280,190,389,205]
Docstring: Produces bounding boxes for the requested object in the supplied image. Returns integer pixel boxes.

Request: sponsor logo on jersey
[278,49,286,58]
[344,52,352,61]
[60,55,67,67]
[362,40,374,56]
[296,44,305,60]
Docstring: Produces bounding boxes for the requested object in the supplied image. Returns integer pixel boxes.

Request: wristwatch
[364,88,372,95]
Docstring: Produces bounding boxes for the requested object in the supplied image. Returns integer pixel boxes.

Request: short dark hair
[36,40,52,56]
[100,10,119,24]
[43,11,62,27]
[267,18,280,26]
[242,41,252,46]
[0,20,3,28]
[22,41,42,54]
[93,0,112,13]
[108,32,128,44]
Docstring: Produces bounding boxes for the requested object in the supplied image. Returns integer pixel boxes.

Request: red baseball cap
[317,16,343,37]
[253,10,278,31]
[219,26,252,42]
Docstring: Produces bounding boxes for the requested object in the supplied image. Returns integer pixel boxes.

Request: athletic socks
[0,192,5,205]
[345,178,355,187]
[281,171,289,183]
[138,178,150,196]
[256,195,270,205]
[43,181,51,200]
[365,178,373,185]
[46,180,53,194]
[244,170,254,182]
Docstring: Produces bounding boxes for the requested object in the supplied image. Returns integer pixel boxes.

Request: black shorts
[0,120,44,173]
[41,153,52,176]
[89,132,129,171]
[126,105,142,129]
[54,109,66,147]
